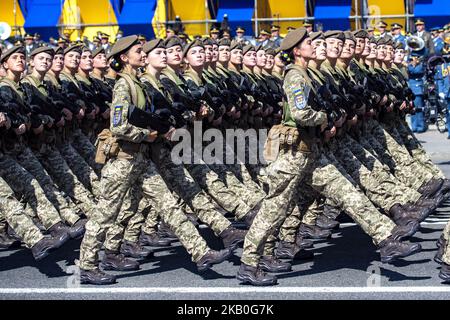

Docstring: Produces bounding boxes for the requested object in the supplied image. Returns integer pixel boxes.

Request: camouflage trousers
[71,129,104,176]
[365,119,433,190]
[336,135,421,210]
[384,119,445,179]
[0,152,62,230]
[0,176,44,248]
[153,142,231,235]
[79,153,210,270]
[442,220,450,265]
[241,147,396,267]
[58,142,101,197]
[32,144,97,218]
[12,145,81,226]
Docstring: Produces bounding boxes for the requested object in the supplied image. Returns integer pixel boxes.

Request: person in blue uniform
[391,23,407,47]
[435,57,450,138]
[408,48,428,133]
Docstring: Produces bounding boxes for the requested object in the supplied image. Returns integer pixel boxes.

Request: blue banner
[23,0,62,40]
[414,0,450,29]
[118,0,157,39]
[314,0,352,31]
[217,0,254,36]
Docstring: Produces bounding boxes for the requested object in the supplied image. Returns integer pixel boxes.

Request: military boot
[196,248,233,272]
[439,263,450,283]
[437,234,445,248]
[101,250,140,271]
[236,263,277,286]
[401,203,432,221]
[276,241,314,260]
[391,222,420,241]
[298,223,332,239]
[47,222,70,247]
[441,179,450,199]
[389,206,421,227]
[68,218,87,239]
[31,236,65,261]
[434,239,447,264]
[139,232,172,247]
[316,215,339,230]
[418,178,443,198]
[80,268,117,285]
[120,240,153,259]
[379,238,421,263]
[219,226,247,249]
[0,231,21,250]
[259,255,292,273]
[295,234,314,249]
[158,222,178,241]
[243,208,258,228]
[415,197,438,212]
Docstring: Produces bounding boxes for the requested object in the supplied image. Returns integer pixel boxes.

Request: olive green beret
[344,31,356,42]
[242,44,256,55]
[352,29,369,39]
[81,46,91,53]
[109,35,140,58]
[280,28,308,51]
[218,38,231,47]
[323,30,345,42]
[54,47,64,55]
[30,46,55,58]
[183,39,204,56]
[164,36,182,49]
[64,44,82,55]
[255,44,265,52]
[394,41,405,50]
[92,47,106,58]
[376,36,392,46]
[201,37,214,46]
[230,40,243,51]
[143,38,164,54]
[310,31,324,41]
[0,46,25,63]
[265,47,276,56]
[369,37,377,44]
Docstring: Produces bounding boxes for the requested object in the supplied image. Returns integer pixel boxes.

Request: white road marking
[1,286,450,294]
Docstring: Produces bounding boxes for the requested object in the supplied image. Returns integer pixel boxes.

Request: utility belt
[263,124,314,163]
[95,129,148,164]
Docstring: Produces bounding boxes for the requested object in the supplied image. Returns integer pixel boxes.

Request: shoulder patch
[113,105,123,127]
[292,84,310,110]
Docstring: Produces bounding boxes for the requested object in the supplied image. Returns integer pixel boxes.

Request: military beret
[369,37,377,44]
[218,38,231,47]
[255,44,265,52]
[323,30,345,42]
[30,46,55,58]
[230,41,243,51]
[54,47,64,55]
[375,36,391,46]
[64,44,83,55]
[183,39,204,56]
[0,46,25,63]
[352,29,368,38]
[310,31,324,41]
[178,33,189,40]
[92,47,105,58]
[344,31,356,42]
[81,46,92,53]
[164,36,182,49]
[143,39,165,54]
[242,44,256,55]
[201,37,214,46]
[391,23,403,30]
[265,47,277,56]
[109,35,140,58]
[394,41,405,50]
[280,28,308,51]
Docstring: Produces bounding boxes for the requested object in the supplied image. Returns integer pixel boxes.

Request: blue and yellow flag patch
[113,105,123,127]
[293,88,306,110]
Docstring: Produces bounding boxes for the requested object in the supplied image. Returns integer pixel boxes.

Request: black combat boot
[120,240,153,259]
[259,255,292,273]
[196,248,233,272]
[414,197,438,212]
[68,219,87,239]
[219,226,247,249]
[80,268,117,285]
[418,178,443,198]
[316,215,339,230]
[297,223,332,239]
[434,239,447,264]
[101,250,140,271]
[295,235,314,249]
[389,206,421,227]
[379,238,421,263]
[401,203,432,221]
[139,232,172,247]
[391,222,420,241]
[439,263,450,283]
[0,231,21,250]
[437,234,445,248]
[158,222,178,241]
[47,222,70,247]
[31,236,63,261]
[236,263,277,286]
[440,179,450,199]
[276,241,314,260]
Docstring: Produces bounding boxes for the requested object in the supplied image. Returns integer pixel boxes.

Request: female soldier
[78,36,232,285]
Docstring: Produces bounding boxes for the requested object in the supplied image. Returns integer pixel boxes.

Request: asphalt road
[0,127,449,300]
